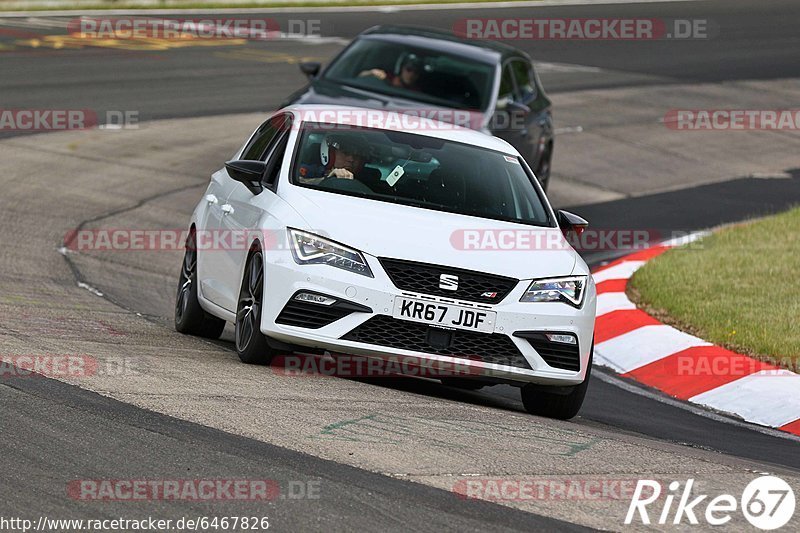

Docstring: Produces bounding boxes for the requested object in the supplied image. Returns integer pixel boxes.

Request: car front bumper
[260,252,596,386]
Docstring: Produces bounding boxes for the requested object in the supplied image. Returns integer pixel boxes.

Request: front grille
[517,332,581,372]
[379,258,518,304]
[341,315,532,370]
[276,300,355,329]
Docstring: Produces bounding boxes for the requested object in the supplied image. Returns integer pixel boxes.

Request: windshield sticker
[504,155,520,164]
[386,165,405,186]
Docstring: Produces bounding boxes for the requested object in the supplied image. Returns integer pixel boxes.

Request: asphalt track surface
[2,0,800,530]
[1,0,800,122]
[2,373,584,531]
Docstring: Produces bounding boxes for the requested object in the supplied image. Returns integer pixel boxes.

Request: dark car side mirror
[299,62,321,79]
[493,99,530,130]
[507,101,531,116]
[556,210,588,237]
[225,160,265,195]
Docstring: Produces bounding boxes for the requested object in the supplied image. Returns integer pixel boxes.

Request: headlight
[288,228,373,277]
[520,276,586,307]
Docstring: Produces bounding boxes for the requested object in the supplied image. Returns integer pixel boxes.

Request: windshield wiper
[325,78,476,111]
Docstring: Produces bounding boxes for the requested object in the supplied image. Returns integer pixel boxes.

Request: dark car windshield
[321,38,495,112]
[291,123,551,227]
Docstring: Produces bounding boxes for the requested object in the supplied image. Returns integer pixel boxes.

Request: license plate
[392,297,496,333]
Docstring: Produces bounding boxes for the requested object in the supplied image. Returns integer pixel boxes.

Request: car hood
[283,186,578,280]
[282,80,486,130]
[283,80,406,109]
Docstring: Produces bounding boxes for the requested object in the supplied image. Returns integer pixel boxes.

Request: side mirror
[493,99,529,130]
[225,160,265,195]
[507,101,531,117]
[556,210,588,237]
[299,62,321,79]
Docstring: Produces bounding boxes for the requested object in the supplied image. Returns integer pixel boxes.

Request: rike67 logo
[626,476,795,529]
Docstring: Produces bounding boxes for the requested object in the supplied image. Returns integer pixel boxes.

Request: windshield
[321,38,494,112]
[291,123,551,227]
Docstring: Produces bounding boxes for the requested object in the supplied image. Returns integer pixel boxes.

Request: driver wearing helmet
[358,53,423,91]
[297,133,372,185]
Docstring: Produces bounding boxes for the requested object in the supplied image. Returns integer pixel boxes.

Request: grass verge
[628,206,800,369]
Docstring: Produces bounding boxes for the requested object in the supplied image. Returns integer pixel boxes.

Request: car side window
[498,64,515,103]
[241,114,287,161]
[509,60,537,104]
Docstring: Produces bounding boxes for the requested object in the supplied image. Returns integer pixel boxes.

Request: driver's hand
[357,68,387,80]
[326,168,354,179]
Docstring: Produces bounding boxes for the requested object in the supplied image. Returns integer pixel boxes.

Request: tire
[521,343,592,420]
[440,377,485,391]
[536,148,552,192]
[174,230,226,339]
[235,248,277,365]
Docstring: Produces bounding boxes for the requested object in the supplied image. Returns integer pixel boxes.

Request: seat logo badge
[439,274,459,291]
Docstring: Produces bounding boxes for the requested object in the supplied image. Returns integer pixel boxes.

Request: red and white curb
[591,233,800,437]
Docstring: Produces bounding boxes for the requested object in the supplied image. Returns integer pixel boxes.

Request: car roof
[359,25,528,63]
[283,104,518,155]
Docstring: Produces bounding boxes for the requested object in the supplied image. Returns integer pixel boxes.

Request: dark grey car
[282,25,555,190]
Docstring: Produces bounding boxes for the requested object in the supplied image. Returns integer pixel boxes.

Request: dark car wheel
[521,342,592,420]
[235,248,277,365]
[175,230,226,339]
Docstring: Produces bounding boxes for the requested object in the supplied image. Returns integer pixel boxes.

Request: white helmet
[320,132,371,167]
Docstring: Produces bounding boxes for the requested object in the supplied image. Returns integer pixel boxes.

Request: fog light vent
[545,333,577,345]
[294,292,336,306]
